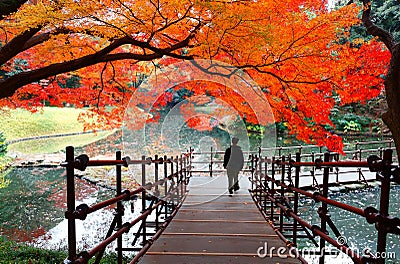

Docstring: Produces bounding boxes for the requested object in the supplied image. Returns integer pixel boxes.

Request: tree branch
[0,32,195,99]
[0,0,28,20]
[0,27,42,65]
[361,0,397,52]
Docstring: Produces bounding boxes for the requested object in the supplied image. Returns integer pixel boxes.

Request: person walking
[223,137,244,196]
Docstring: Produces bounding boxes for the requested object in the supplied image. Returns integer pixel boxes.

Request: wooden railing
[62,146,192,264]
[61,140,398,263]
[250,148,400,264]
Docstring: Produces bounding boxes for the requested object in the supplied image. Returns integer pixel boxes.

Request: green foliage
[8,59,29,77]
[0,236,129,264]
[245,123,266,148]
[336,0,400,43]
[0,170,11,189]
[0,132,7,157]
[344,120,362,133]
[331,112,373,133]
[372,0,400,42]
[0,155,12,189]
[58,74,82,89]
[371,120,382,133]
[0,236,67,264]
[276,122,288,134]
[246,124,265,134]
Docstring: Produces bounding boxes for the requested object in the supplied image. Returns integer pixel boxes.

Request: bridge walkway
[138,174,301,264]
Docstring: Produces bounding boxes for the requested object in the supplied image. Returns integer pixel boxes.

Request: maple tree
[0,0,391,152]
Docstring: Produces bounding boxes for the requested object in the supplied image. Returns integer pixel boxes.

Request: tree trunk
[382,44,400,157]
[361,0,400,157]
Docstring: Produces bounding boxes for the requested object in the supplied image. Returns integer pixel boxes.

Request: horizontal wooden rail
[128,191,187,264]
[251,148,399,264]
[64,146,192,264]
[72,200,165,264]
[265,192,366,264]
[277,161,370,168]
[259,173,366,217]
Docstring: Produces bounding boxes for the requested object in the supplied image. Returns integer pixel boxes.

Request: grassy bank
[0,108,114,154]
[0,236,67,264]
[0,236,128,264]
[0,108,126,263]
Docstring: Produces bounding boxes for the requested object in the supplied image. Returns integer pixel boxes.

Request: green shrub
[331,113,373,132]
[0,170,11,189]
[0,236,130,263]
[344,120,362,133]
[0,132,7,157]
[0,236,67,264]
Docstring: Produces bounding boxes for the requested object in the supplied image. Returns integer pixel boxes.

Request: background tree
[0,0,390,152]
[335,0,400,43]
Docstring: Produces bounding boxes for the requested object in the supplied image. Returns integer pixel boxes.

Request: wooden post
[210,147,213,177]
[279,155,285,232]
[66,146,77,262]
[116,151,123,264]
[154,154,159,230]
[270,156,275,221]
[293,152,300,246]
[141,155,147,245]
[164,155,168,218]
[376,149,392,264]
[319,152,330,264]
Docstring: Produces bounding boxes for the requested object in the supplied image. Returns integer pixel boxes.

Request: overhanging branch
[0,34,194,99]
[361,0,397,52]
[0,27,42,65]
[0,0,28,20]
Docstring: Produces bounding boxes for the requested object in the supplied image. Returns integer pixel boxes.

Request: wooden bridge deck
[138,174,301,264]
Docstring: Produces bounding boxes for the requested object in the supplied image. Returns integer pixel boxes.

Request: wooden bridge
[138,175,301,263]
[61,140,400,264]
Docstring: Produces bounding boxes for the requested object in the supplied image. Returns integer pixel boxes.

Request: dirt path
[11,152,66,167]
[11,151,118,167]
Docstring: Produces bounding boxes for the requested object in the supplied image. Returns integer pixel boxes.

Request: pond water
[1,130,398,261]
[0,167,67,242]
[0,166,148,253]
[1,166,399,263]
[0,167,107,246]
[299,184,400,263]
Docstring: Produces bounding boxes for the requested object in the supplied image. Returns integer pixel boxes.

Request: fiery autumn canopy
[0,0,390,152]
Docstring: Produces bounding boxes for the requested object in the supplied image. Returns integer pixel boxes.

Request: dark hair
[232,137,239,144]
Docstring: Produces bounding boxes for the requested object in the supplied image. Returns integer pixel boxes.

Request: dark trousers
[227,167,239,190]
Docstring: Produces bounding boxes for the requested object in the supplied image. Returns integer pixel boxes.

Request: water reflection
[1,166,399,262]
[0,167,154,253]
[0,168,109,244]
[299,184,400,263]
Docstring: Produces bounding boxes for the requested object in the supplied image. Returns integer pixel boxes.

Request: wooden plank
[146,252,296,258]
[163,220,277,235]
[139,255,301,264]
[178,208,259,212]
[161,232,278,237]
[171,219,266,223]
